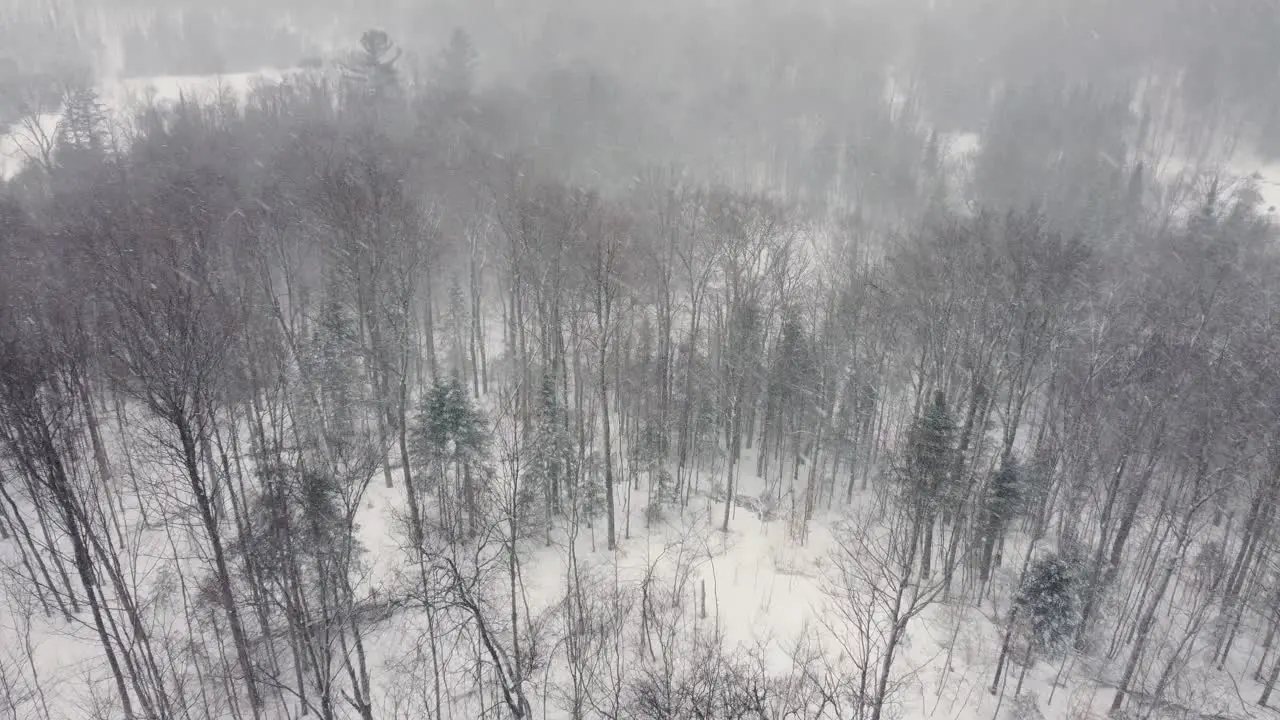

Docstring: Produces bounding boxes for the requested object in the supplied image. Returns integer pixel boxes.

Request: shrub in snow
[1007,692,1045,720]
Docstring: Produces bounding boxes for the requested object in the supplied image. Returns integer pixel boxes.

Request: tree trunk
[1261,651,1280,707]
[991,606,1019,695]
[424,268,438,381]
[399,380,424,550]
[676,302,701,503]
[1111,553,1179,715]
[870,524,922,720]
[722,396,742,533]
[22,413,136,717]
[175,414,262,716]
[600,337,617,551]
[0,475,68,619]
[920,516,934,579]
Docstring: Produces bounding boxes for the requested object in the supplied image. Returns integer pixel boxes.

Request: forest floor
[341,454,1266,720]
[1,446,1267,719]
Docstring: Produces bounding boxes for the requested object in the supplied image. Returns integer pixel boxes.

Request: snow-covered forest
[3,2,1280,719]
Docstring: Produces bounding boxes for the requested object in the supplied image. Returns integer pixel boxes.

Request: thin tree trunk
[0,475,67,618]
[1262,650,1280,707]
[24,418,136,718]
[870,525,922,720]
[991,603,1021,695]
[600,340,617,550]
[175,414,263,716]
[424,268,438,381]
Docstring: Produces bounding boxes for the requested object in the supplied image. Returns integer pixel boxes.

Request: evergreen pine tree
[54,85,106,168]
[579,448,608,528]
[633,420,668,523]
[411,377,490,537]
[923,128,940,176]
[980,457,1023,581]
[311,292,361,453]
[902,390,954,516]
[434,27,476,105]
[1016,553,1082,658]
[1022,445,1058,526]
[761,309,817,519]
[424,27,479,159]
[528,373,574,529]
[297,467,346,551]
[342,29,401,106]
[992,551,1083,702]
[447,275,469,381]
[900,389,955,577]
[767,311,817,431]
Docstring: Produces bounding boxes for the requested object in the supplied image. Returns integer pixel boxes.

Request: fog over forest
[2,1,1280,719]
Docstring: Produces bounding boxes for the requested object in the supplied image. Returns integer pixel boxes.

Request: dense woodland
[3,9,1280,720]
[6,0,1280,161]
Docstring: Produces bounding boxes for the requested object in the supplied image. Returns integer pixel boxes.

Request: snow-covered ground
[2,409,1262,720]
